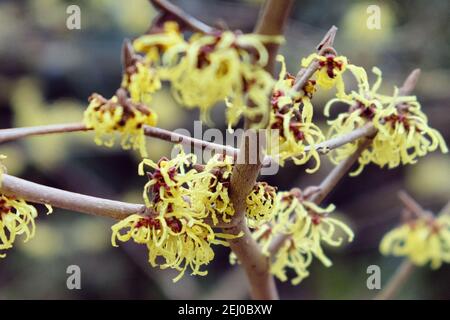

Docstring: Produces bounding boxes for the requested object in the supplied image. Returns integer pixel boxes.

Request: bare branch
[149,0,216,33]
[1,174,144,220]
[0,123,89,144]
[254,0,294,75]
[224,0,294,300]
[0,123,239,158]
[374,260,415,300]
[398,190,428,218]
[0,173,233,228]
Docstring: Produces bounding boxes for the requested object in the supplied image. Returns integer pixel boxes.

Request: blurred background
[0,0,449,299]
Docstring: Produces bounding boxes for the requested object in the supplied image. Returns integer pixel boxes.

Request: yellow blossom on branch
[325,66,447,175]
[111,148,240,281]
[254,189,353,285]
[0,194,46,258]
[267,56,324,172]
[246,181,277,228]
[135,22,282,127]
[380,214,450,269]
[121,59,161,106]
[111,209,235,282]
[190,154,235,225]
[133,21,186,64]
[301,51,348,97]
[83,90,158,157]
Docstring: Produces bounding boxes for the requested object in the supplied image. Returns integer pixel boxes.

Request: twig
[0,122,239,157]
[397,190,428,218]
[149,0,216,33]
[0,123,89,144]
[225,0,294,300]
[292,26,338,92]
[374,260,415,300]
[0,121,380,167]
[268,138,372,254]
[0,173,233,228]
[0,174,144,220]
[254,0,294,75]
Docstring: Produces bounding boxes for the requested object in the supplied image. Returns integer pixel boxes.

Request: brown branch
[149,0,216,34]
[0,174,144,220]
[254,0,294,75]
[0,173,233,228]
[0,123,89,144]
[374,260,415,300]
[0,121,380,167]
[224,0,295,300]
[397,190,429,218]
[0,122,239,158]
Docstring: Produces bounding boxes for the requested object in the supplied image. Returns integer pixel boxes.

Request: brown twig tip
[149,0,216,33]
[293,26,338,94]
[317,25,338,50]
[397,190,428,218]
[121,39,137,70]
[399,69,421,96]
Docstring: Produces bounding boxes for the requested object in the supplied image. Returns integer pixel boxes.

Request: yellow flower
[246,182,277,228]
[190,154,235,225]
[138,148,207,209]
[267,56,324,172]
[0,195,38,258]
[114,147,249,281]
[133,21,186,64]
[380,214,450,269]
[163,31,282,126]
[121,59,161,106]
[301,51,348,97]
[271,238,313,285]
[83,90,158,157]
[257,189,353,284]
[111,209,234,282]
[114,149,240,282]
[325,66,448,175]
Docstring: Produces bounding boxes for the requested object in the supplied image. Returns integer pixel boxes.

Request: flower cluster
[325,66,448,175]
[301,50,348,97]
[190,154,235,225]
[83,90,158,157]
[246,181,277,227]
[0,195,38,257]
[380,214,450,269]
[267,55,324,172]
[112,149,238,281]
[134,21,283,126]
[253,189,354,285]
[121,59,161,106]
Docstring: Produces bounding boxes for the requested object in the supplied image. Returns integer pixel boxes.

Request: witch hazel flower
[83,88,158,158]
[380,212,450,269]
[0,194,52,258]
[267,55,324,172]
[325,65,447,175]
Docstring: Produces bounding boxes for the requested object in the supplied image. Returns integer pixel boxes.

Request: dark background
[0,0,449,299]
